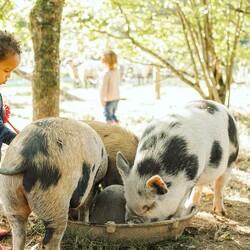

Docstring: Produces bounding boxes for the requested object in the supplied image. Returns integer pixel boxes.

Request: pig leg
[7,214,28,250]
[76,202,90,222]
[175,187,194,218]
[42,219,67,250]
[1,188,31,250]
[77,182,100,222]
[192,185,203,206]
[30,197,69,250]
[213,170,231,216]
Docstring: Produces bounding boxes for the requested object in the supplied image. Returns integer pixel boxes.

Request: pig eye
[165,182,172,188]
[143,203,155,213]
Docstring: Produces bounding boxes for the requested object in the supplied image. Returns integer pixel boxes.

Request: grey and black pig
[83,120,139,188]
[89,184,126,224]
[0,117,108,250]
[116,100,239,223]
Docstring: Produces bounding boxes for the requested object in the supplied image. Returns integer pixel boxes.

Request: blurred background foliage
[0,0,250,104]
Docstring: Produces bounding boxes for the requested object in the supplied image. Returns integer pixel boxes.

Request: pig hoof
[213,207,228,217]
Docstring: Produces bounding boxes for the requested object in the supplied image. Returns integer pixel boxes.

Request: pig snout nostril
[150,218,159,222]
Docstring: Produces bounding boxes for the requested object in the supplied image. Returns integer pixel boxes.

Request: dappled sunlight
[195,208,250,235]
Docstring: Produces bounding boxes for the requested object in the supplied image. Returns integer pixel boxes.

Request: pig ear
[146,175,168,195]
[116,151,131,178]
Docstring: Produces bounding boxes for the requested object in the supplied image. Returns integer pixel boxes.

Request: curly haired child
[0,30,21,247]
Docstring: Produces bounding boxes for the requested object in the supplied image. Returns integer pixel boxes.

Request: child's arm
[100,73,110,106]
[0,101,16,144]
[0,119,17,145]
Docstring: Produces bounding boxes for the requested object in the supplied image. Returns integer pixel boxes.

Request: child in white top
[100,50,121,124]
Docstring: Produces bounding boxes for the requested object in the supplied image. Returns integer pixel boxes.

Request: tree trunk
[29,0,64,120]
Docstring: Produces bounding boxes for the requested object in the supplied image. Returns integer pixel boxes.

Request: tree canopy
[69,0,250,104]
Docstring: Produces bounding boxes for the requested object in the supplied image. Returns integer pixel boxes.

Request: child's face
[0,53,21,85]
[101,57,107,65]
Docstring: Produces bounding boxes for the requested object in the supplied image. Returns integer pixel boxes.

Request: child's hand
[101,100,106,107]
[3,104,10,123]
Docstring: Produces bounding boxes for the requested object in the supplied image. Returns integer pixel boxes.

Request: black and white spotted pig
[0,117,108,250]
[68,120,138,222]
[116,100,239,223]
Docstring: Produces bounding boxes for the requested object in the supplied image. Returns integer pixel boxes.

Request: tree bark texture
[29,0,64,120]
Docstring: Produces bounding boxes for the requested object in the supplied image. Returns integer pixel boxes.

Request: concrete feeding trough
[67,185,198,245]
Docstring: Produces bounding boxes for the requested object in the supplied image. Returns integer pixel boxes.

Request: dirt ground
[0,82,249,249]
[181,173,250,250]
